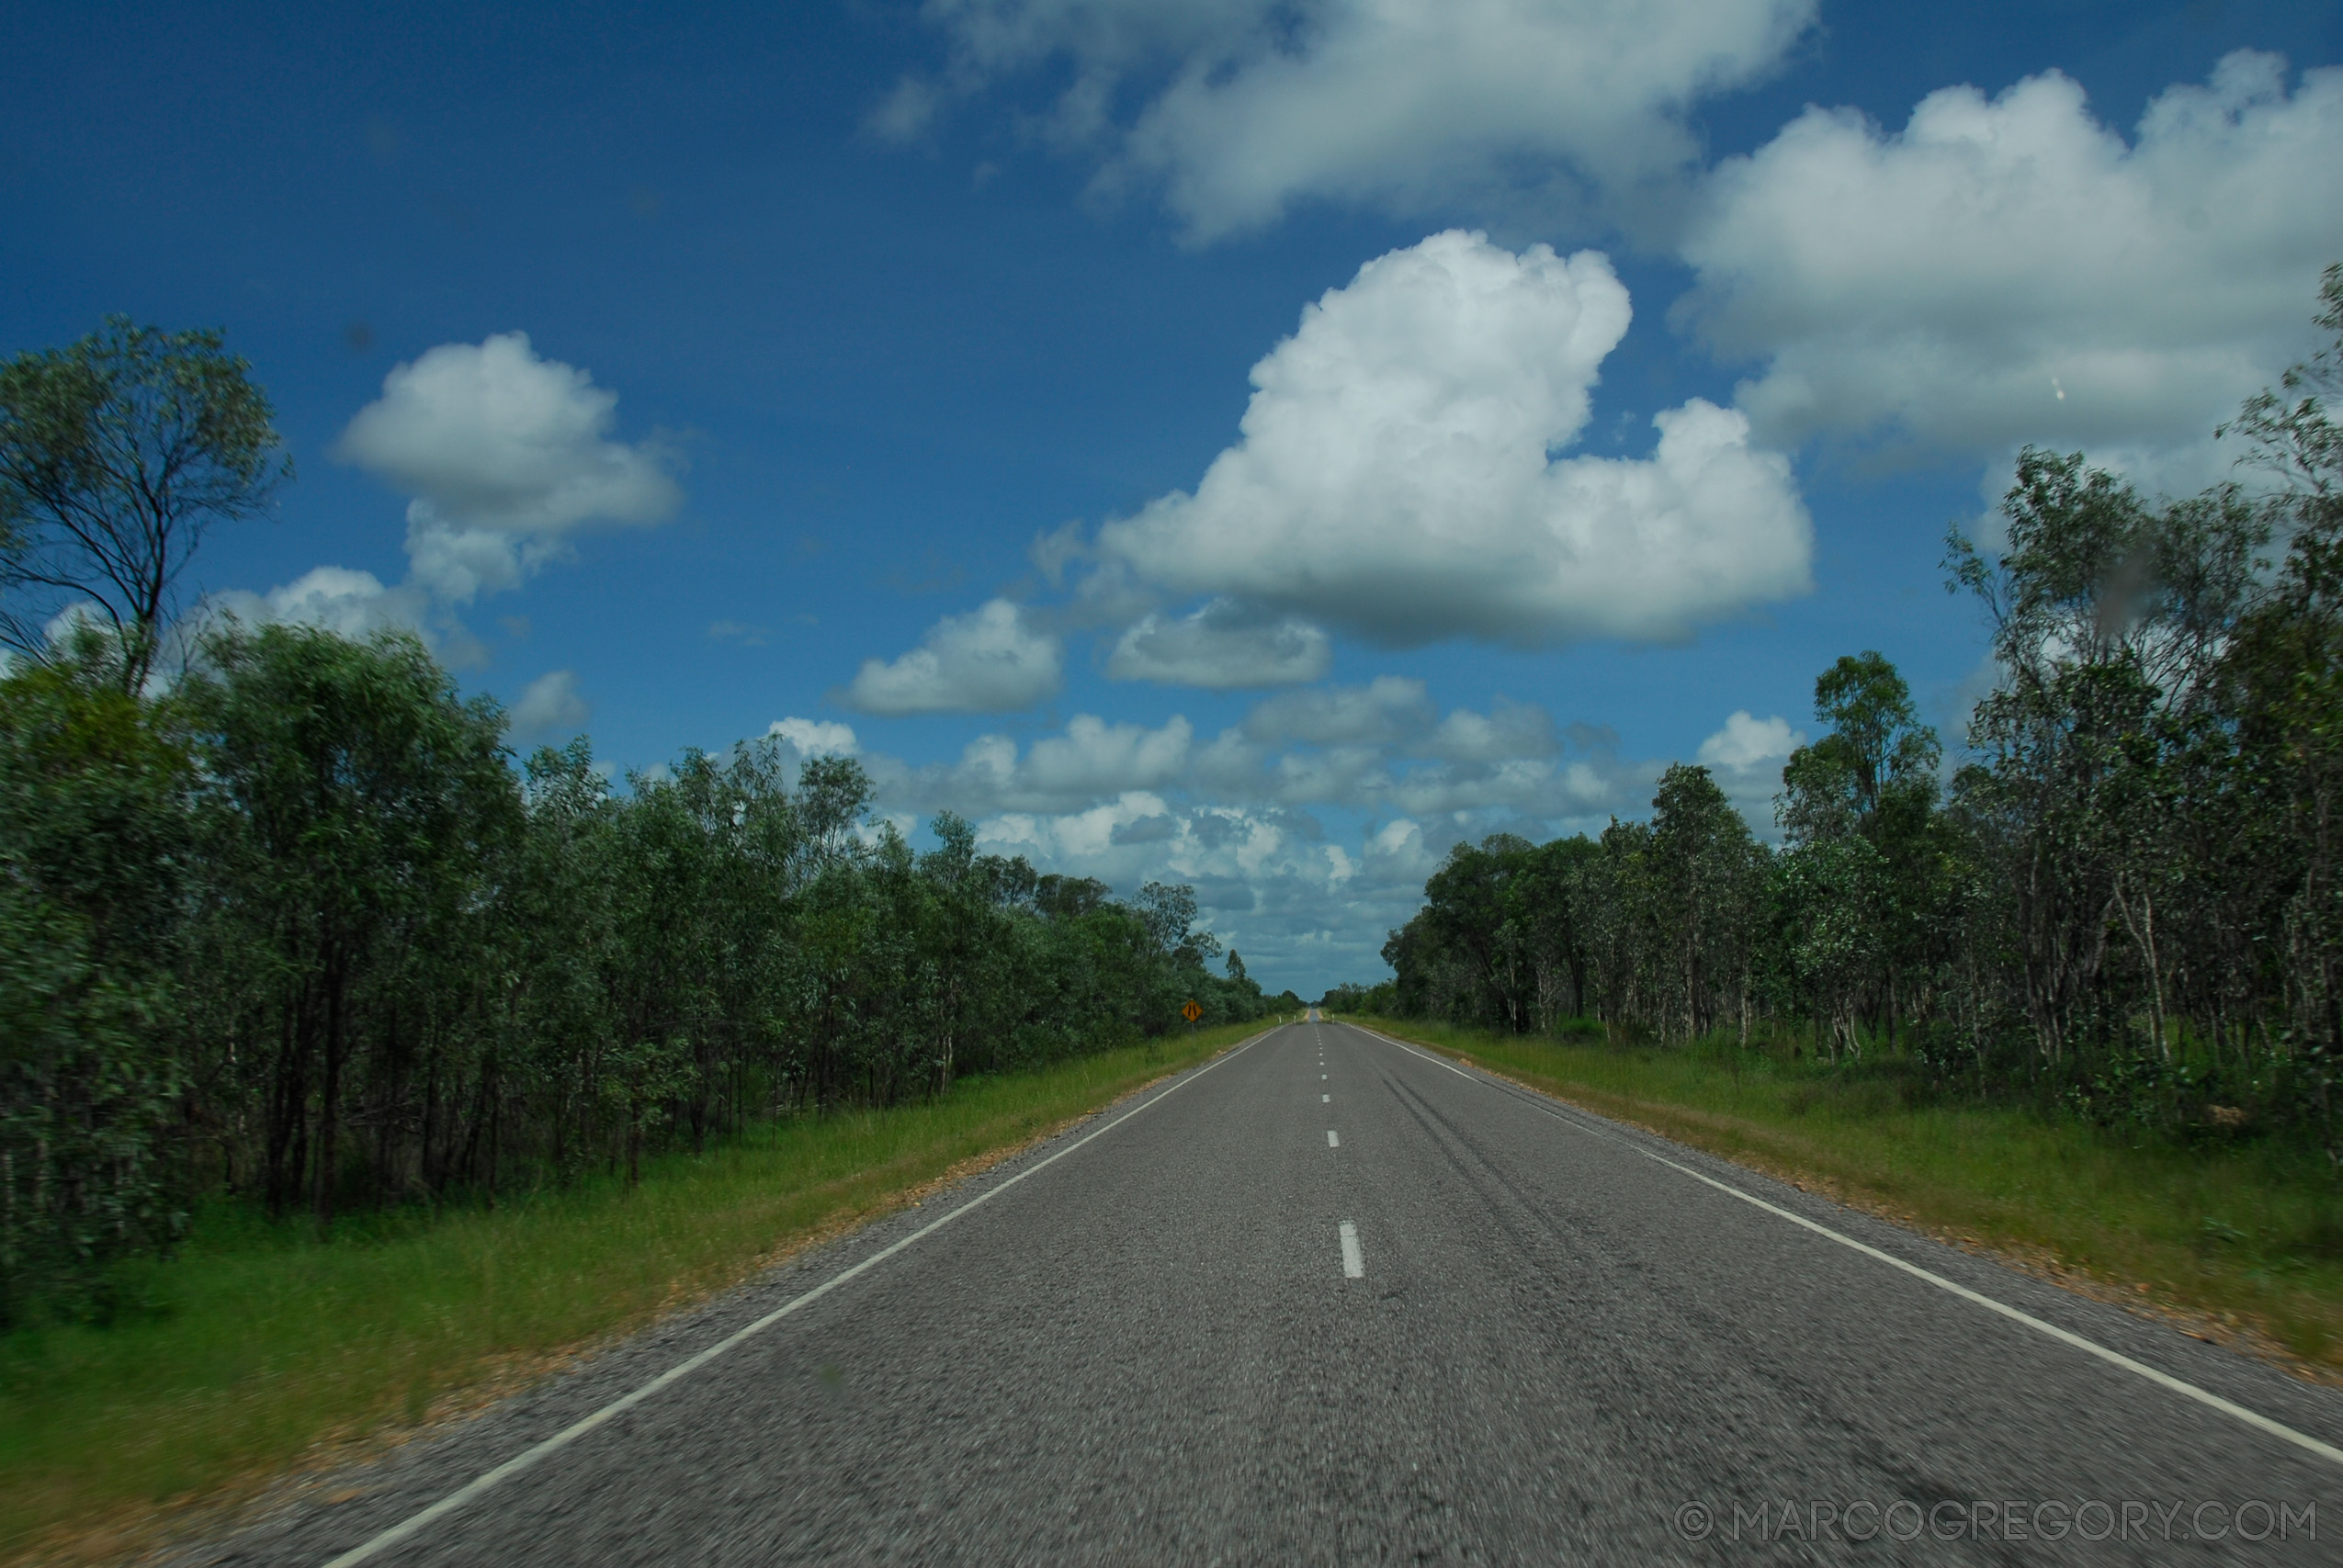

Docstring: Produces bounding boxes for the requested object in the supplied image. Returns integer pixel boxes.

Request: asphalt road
[193,1019,2343,1565]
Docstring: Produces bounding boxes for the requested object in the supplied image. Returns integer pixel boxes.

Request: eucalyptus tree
[178,623,518,1226]
[2222,264,2343,1140]
[1647,765,1765,1043]
[0,321,289,687]
[0,629,193,1321]
[1506,834,1598,1028]
[1948,452,2267,1066]
[1776,653,1944,1048]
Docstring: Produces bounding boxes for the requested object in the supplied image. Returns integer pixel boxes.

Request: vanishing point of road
[198,1019,2341,1564]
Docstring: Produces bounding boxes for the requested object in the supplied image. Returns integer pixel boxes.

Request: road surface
[193,1019,2341,1564]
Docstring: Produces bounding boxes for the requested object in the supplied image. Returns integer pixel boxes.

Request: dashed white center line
[1327,1129,1340,1147]
[1338,1221,1364,1278]
[1321,1093,1330,1102]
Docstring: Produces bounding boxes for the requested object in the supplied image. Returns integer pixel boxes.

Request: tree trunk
[313,961,345,1232]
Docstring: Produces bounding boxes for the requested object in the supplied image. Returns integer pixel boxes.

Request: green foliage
[0,635,191,1323]
[0,615,1272,1320]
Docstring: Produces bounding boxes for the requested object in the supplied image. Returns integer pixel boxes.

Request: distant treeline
[0,624,1286,1322]
[1330,268,2343,1159]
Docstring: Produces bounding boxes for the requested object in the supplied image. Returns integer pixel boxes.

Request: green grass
[1345,1015,2343,1372]
[0,1020,1273,1561]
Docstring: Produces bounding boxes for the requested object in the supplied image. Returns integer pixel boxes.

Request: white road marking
[317,1029,1281,1567]
[1342,1022,2343,1472]
[1322,1093,1330,1102]
[1327,1129,1340,1147]
[1339,1221,1364,1278]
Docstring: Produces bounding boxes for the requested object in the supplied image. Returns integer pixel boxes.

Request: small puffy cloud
[334,332,682,603]
[867,75,941,142]
[843,598,1064,714]
[1107,599,1330,687]
[924,714,1195,813]
[1696,709,1798,771]
[1679,53,2343,465]
[1097,231,1811,647]
[768,716,859,756]
[1029,520,1090,587]
[511,670,592,737]
[1695,709,1802,830]
[906,0,1816,240]
[708,620,769,647]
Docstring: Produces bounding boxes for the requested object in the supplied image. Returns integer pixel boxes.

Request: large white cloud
[334,332,683,603]
[1096,231,1812,646]
[1679,52,2343,467]
[898,0,1815,240]
[1107,598,1331,687]
[843,598,1064,714]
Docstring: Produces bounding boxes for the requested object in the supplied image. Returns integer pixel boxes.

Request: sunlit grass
[0,1020,1271,1559]
[1347,1015,2343,1371]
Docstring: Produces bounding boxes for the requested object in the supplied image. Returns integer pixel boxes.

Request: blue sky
[6,0,2339,996]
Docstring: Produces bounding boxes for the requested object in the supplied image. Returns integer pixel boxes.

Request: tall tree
[0,320,289,687]
[179,624,515,1226]
[0,629,192,1321]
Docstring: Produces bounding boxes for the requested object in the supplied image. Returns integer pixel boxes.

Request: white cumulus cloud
[903,0,1816,240]
[1243,676,1436,746]
[1678,52,2343,468]
[1107,599,1331,687]
[843,598,1064,714]
[334,332,683,603]
[932,713,1195,812]
[511,669,593,737]
[768,716,860,756]
[201,567,432,644]
[1096,230,1812,647]
[1695,708,1802,830]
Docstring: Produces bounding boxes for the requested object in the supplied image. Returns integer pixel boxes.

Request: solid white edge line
[1339,1220,1364,1279]
[1341,1021,2343,1472]
[320,1025,1284,1568]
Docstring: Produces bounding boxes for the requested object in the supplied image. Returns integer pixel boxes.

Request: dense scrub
[0,624,1285,1324]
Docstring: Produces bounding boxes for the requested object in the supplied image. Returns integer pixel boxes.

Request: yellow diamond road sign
[1183,999,1202,1022]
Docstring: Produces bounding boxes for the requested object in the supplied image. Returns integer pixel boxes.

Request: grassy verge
[0,1020,1273,1561]
[1344,1015,2343,1375]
